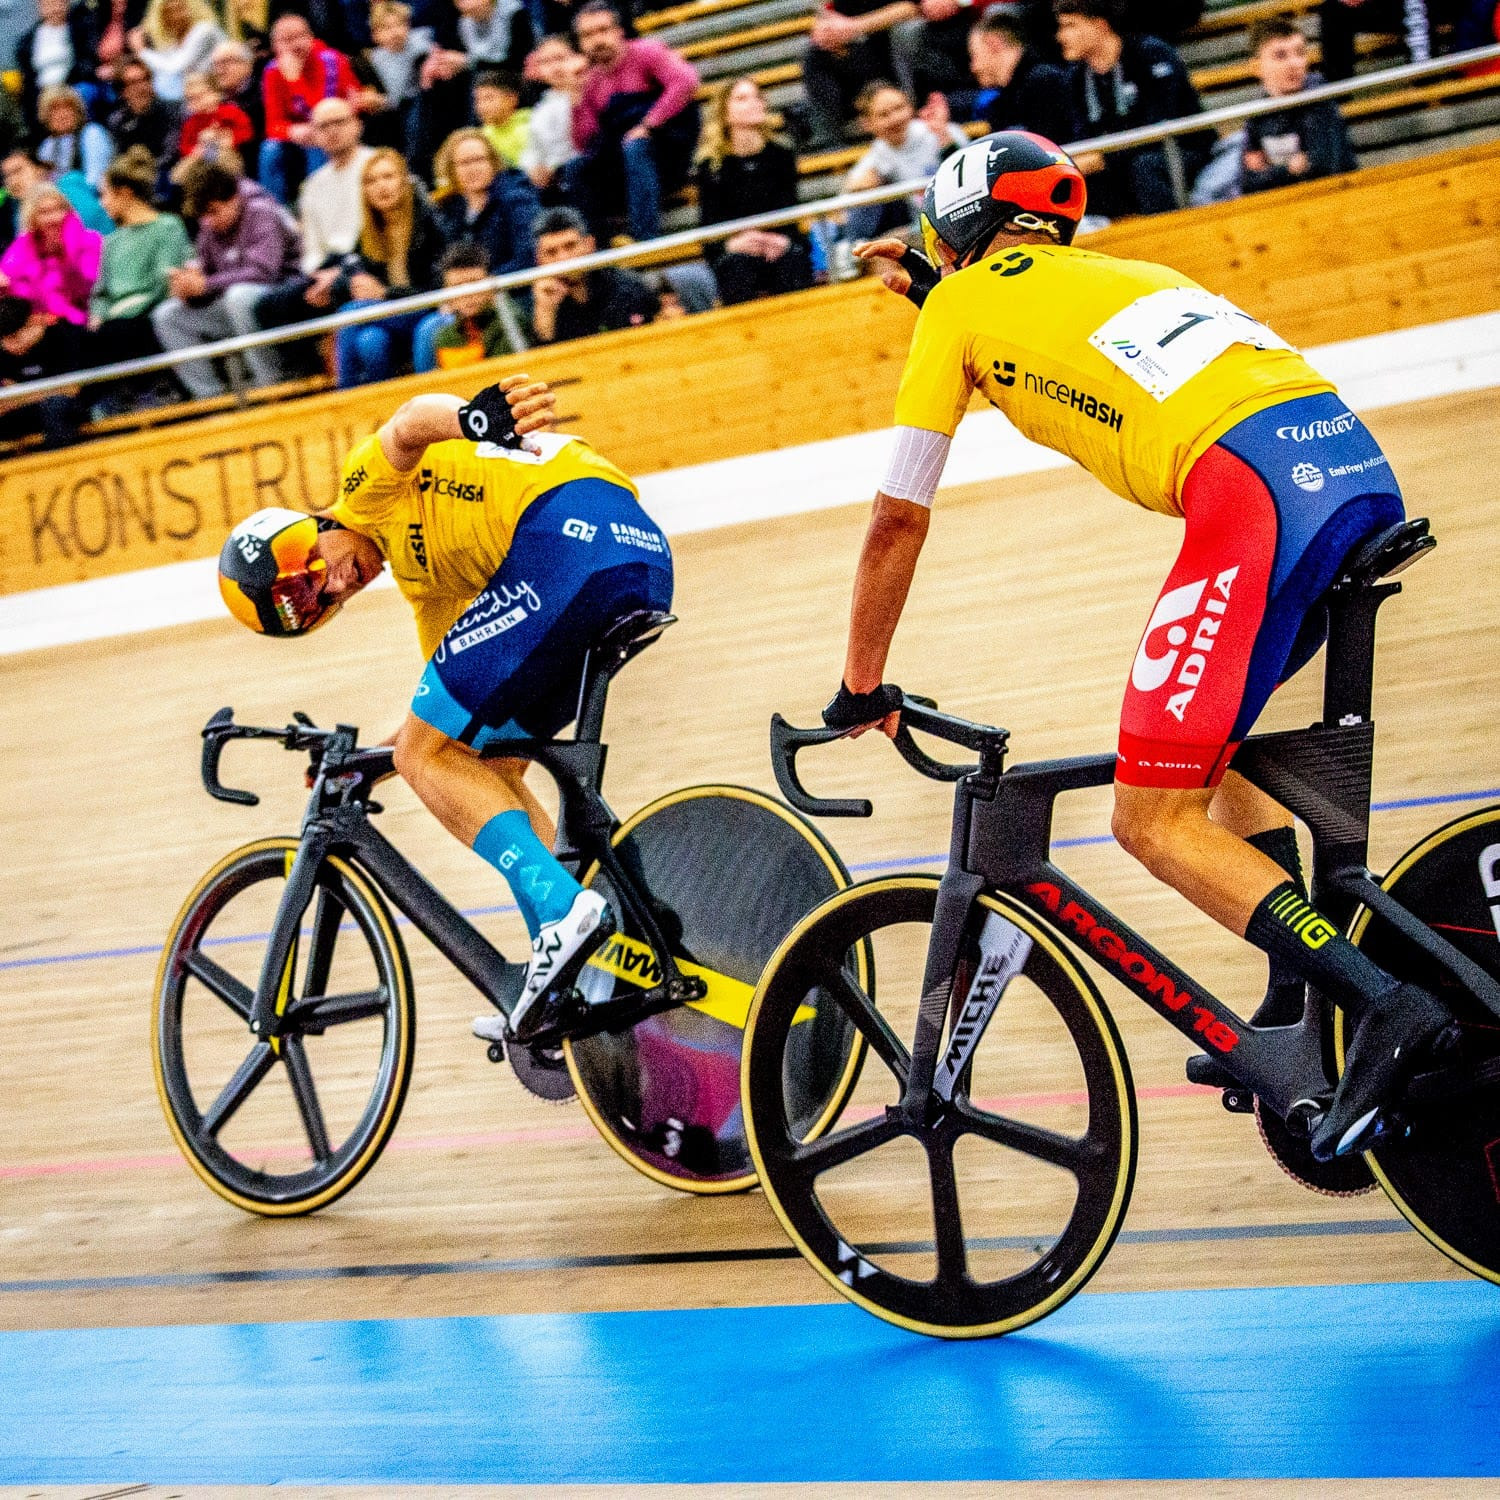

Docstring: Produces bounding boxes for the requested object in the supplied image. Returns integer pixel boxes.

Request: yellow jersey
[892,243,1335,517]
[331,430,639,658]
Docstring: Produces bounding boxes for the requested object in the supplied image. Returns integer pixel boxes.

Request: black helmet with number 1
[920,131,1087,270]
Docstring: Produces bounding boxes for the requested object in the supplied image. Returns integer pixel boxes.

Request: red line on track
[0,1084,1212,1181]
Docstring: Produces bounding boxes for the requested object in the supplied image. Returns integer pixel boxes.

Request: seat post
[1321,579,1400,727]
[574,650,614,745]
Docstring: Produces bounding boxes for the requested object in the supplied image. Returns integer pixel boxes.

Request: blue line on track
[6,785,1495,975]
[4,1281,1499,1483]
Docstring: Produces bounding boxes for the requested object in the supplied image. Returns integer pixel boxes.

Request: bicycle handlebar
[200,706,348,806]
[770,693,1007,818]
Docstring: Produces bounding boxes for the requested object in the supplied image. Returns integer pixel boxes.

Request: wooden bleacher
[655,0,1499,193]
[5,140,1496,597]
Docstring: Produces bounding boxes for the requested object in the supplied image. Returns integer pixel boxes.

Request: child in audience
[367,1,432,160]
[842,80,965,241]
[1241,16,1356,194]
[179,71,256,161]
[416,240,514,370]
[521,36,584,196]
[473,68,532,169]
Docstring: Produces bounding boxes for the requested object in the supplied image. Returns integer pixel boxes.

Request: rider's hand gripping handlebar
[770,692,1007,818]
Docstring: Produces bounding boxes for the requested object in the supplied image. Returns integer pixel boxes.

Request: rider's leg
[392,715,584,938]
[407,478,672,1042]
[1117,404,1450,1156]
[395,712,609,1042]
[1111,782,1288,935]
[1113,779,1452,1156]
[1210,773,1309,1025]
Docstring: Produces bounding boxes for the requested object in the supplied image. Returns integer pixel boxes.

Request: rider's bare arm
[842,491,931,734]
[378,377,558,472]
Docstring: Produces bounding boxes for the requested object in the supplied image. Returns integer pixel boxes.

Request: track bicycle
[154,609,869,1215]
[742,517,1500,1337]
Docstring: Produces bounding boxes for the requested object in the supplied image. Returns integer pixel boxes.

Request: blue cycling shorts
[412,479,674,747]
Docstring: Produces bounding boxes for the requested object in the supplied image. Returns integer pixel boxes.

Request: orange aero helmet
[920,130,1086,269]
[219,507,340,637]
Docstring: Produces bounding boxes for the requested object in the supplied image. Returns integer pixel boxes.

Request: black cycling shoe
[1310,982,1457,1161]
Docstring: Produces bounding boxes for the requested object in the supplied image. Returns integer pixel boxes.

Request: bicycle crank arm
[547,974,709,1044]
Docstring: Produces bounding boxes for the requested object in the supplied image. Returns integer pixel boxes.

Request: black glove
[899,247,940,309]
[823,681,903,731]
[457,384,522,448]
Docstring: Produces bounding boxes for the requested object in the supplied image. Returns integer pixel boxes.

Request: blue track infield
[5,1280,1500,1485]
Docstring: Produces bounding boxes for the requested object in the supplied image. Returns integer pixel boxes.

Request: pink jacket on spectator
[0,211,102,325]
[572,39,699,150]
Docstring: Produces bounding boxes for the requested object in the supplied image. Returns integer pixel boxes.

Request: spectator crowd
[0,0,1488,441]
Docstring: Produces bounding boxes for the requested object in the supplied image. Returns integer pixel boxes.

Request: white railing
[4,40,1498,408]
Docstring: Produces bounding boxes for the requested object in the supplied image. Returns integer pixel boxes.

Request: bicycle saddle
[1333,517,1435,591]
[590,610,677,677]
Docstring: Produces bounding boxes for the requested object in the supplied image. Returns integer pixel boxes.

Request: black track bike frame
[776,526,1500,1124]
[201,620,694,1044]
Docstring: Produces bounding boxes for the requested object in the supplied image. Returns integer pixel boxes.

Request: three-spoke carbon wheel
[154,838,415,1215]
[743,875,1136,1338]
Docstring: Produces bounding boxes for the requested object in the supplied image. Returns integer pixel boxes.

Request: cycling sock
[1244,880,1398,1021]
[473,810,582,940]
[1245,827,1308,1026]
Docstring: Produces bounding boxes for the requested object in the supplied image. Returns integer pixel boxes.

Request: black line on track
[0,1217,1412,1296]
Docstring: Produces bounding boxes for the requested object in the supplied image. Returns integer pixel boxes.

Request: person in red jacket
[259,12,364,205]
[178,70,255,162]
[566,2,699,241]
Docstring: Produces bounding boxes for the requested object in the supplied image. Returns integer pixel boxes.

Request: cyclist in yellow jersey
[217,377,674,1044]
[824,130,1452,1161]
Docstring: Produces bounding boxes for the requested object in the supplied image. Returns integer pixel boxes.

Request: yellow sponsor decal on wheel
[588,932,814,1030]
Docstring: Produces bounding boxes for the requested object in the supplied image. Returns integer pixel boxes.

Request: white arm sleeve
[880,425,953,509]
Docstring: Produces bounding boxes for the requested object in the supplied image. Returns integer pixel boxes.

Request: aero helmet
[920,131,1086,269]
[219,507,338,637]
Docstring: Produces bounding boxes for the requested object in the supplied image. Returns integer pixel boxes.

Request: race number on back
[1090,288,1292,402]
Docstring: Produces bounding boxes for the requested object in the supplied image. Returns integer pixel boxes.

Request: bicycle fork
[902,766,1000,1119]
[247,824,333,1043]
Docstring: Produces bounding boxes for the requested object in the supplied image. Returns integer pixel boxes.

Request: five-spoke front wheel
[742,876,1137,1338]
[153,838,415,1215]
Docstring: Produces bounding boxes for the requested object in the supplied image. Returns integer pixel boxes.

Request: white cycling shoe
[472,890,614,1046]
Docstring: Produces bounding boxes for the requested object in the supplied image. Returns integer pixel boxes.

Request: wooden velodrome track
[2,383,1498,1497]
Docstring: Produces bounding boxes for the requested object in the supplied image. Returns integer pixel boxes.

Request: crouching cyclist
[832,130,1455,1162]
[218,376,673,1045]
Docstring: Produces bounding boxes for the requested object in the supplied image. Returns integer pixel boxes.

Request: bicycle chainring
[508,1039,577,1104]
[1255,1095,1375,1196]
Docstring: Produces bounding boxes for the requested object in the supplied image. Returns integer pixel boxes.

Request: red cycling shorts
[1117,393,1403,790]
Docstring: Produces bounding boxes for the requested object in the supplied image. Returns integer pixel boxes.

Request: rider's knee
[392,717,446,784]
[1111,788,1181,875]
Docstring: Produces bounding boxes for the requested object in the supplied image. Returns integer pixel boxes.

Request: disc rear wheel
[565,786,868,1193]
[1343,806,1500,1280]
